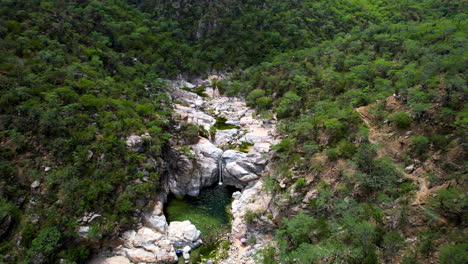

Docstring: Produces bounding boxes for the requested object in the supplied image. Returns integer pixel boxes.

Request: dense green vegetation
[0,0,183,262]
[0,0,466,263]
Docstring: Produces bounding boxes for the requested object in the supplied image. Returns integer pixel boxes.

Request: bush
[257,246,276,264]
[244,209,261,225]
[275,91,301,119]
[303,141,319,155]
[337,139,356,158]
[246,234,257,245]
[294,178,307,190]
[402,256,420,264]
[389,112,412,128]
[26,226,61,262]
[256,96,273,111]
[272,138,296,159]
[411,136,430,155]
[430,133,449,150]
[417,230,436,256]
[429,187,467,223]
[439,243,468,264]
[246,89,265,104]
[382,231,405,259]
[326,148,340,161]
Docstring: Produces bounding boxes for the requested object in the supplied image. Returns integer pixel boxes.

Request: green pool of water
[166,185,237,235]
[165,185,238,262]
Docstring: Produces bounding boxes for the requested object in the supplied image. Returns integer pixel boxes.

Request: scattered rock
[405,164,415,173]
[31,180,41,189]
[126,135,144,152]
[78,226,90,238]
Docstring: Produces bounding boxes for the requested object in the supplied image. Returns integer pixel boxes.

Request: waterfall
[218,158,223,185]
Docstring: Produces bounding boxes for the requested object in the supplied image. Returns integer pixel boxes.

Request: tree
[430,187,467,224]
[383,231,405,259]
[26,227,61,262]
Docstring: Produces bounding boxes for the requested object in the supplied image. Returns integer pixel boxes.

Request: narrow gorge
[91,75,279,264]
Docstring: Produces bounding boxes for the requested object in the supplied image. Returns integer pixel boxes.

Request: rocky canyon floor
[91,76,280,264]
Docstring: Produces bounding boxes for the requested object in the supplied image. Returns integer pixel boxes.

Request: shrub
[439,243,468,264]
[272,138,295,159]
[246,89,265,104]
[256,96,273,111]
[257,246,276,264]
[303,141,319,155]
[244,209,261,225]
[275,91,301,119]
[294,178,307,190]
[382,231,405,259]
[430,133,449,150]
[429,187,467,224]
[402,256,420,264]
[337,139,356,158]
[246,234,257,245]
[389,112,412,128]
[326,148,340,161]
[417,230,437,256]
[26,226,61,262]
[411,136,430,155]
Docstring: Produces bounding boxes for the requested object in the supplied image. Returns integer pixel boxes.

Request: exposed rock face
[168,78,279,195]
[169,137,223,196]
[221,150,266,188]
[230,180,273,237]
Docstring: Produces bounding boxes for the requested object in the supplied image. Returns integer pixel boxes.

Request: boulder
[405,164,415,173]
[143,202,168,234]
[78,226,90,238]
[170,88,203,108]
[126,135,143,152]
[167,220,202,248]
[214,128,240,146]
[126,248,157,263]
[221,150,266,188]
[31,180,41,189]
[97,256,132,264]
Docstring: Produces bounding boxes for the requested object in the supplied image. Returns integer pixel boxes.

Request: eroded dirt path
[356,98,439,210]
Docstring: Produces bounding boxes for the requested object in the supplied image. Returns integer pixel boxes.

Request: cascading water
[218,158,223,185]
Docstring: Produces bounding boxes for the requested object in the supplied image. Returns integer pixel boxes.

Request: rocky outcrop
[174,104,215,131]
[230,180,273,237]
[92,204,202,264]
[169,137,223,196]
[126,133,151,153]
[221,150,267,188]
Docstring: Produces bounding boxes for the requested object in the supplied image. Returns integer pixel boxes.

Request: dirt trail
[356,102,440,212]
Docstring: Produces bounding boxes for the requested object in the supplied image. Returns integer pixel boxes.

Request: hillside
[0,0,466,264]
